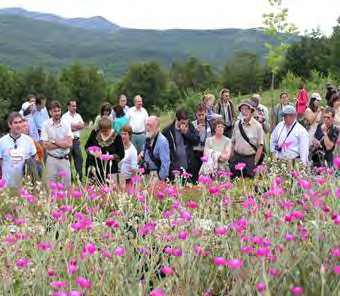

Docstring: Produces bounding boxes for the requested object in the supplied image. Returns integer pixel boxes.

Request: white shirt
[41,118,73,157]
[270,121,309,165]
[62,111,84,138]
[0,134,37,187]
[126,107,149,133]
[119,143,138,179]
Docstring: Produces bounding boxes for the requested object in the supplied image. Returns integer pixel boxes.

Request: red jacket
[296,89,308,115]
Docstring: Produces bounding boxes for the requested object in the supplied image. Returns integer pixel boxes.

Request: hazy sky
[0,0,339,34]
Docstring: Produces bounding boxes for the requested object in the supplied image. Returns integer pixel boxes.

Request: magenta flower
[227,258,243,270]
[114,247,126,256]
[150,289,164,296]
[87,146,101,153]
[297,179,312,190]
[201,155,208,162]
[105,220,120,228]
[161,265,175,276]
[47,269,55,276]
[235,162,246,171]
[194,246,205,256]
[213,257,228,266]
[69,291,82,296]
[215,226,227,236]
[334,157,340,169]
[332,214,340,225]
[256,283,267,292]
[37,242,53,251]
[178,231,189,240]
[0,179,6,188]
[75,277,91,289]
[186,201,198,208]
[180,210,192,221]
[50,281,68,288]
[84,243,96,255]
[331,247,340,257]
[72,191,82,198]
[198,175,212,184]
[290,287,304,294]
[15,258,31,268]
[333,266,340,274]
[100,154,113,161]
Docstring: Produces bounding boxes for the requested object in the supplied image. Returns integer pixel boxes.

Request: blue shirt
[0,134,37,188]
[143,133,170,180]
[114,116,129,134]
[33,107,49,139]
[26,114,40,141]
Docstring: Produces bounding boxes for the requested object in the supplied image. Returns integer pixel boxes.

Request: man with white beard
[139,116,170,181]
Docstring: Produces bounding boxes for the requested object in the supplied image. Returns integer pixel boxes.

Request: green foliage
[170,57,217,94]
[60,63,108,121]
[112,61,180,112]
[221,52,268,94]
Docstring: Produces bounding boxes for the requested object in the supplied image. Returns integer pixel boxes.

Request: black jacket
[162,121,200,170]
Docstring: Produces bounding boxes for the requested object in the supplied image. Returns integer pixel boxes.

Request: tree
[330,16,340,78]
[221,52,267,94]
[60,63,107,121]
[113,61,180,111]
[170,57,217,95]
[262,0,298,128]
[0,64,16,132]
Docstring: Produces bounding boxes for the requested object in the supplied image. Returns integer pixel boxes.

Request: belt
[48,153,69,160]
[132,132,145,135]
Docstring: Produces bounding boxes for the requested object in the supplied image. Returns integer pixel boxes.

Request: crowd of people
[0,84,339,188]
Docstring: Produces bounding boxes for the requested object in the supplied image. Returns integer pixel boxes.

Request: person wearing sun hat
[229,99,264,179]
[19,101,39,142]
[304,92,324,145]
[270,104,309,166]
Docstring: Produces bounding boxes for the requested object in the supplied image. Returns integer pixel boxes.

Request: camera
[275,145,282,153]
[139,160,150,175]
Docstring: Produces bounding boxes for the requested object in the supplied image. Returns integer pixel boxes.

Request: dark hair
[324,106,335,118]
[120,125,132,139]
[175,108,189,121]
[98,116,112,131]
[212,119,225,131]
[26,94,35,102]
[329,93,340,107]
[100,102,112,116]
[23,106,32,117]
[195,103,207,113]
[50,100,62,110]
[298,83,304,89]
[67,99,77,106]
[280,92,289,99]
[7,112,22,125]
[36,94,46,106]
[114,105,124,118]
[308,97,318,113]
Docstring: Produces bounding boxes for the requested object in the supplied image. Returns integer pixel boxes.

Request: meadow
[0,157,339,295]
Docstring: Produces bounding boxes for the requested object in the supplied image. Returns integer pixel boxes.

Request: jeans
[132,133,146,154]
[69,139,83,181]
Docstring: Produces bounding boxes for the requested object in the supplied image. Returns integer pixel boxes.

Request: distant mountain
[0,7,120,32]
[0,8,298,79]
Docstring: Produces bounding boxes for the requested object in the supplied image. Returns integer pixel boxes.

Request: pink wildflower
[227,258,243,270]
[290,287,304,294]
[161,265,175,276]
[50,281,67,288]
[75,277,91,289]
[333,266,340,274]
[150,289,164,296]
[235,162,246,171]
[15,258,31,268]
[213,257,228,266]
[256,283,267,292]
[114,247,126,256]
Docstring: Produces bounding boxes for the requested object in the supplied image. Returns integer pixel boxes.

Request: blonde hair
[203,93,215,104]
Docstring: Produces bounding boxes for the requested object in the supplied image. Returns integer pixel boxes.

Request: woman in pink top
[296,83,309,117]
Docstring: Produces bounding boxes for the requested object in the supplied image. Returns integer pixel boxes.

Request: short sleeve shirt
[41,118,73,157]
[0,134,37,187]
[62,111,84,138]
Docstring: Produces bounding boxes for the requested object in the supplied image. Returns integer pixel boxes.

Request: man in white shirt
[62,100,85,181]
[126,95,149,154]
[41,100,73,187]
[270,105,309,166]
[0,112,37,188]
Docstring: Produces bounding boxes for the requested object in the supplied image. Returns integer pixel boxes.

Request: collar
[9,133,22,141]
[242,117,254,126]
[51,118,62,127]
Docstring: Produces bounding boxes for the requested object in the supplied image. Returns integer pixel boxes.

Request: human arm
[322,125,338,151]
[182,123,200,146]
[158,138,170,181]
[299,128,310,166]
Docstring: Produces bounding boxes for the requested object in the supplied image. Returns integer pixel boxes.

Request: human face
[9,116,22,136]
[283,114,296,126]
[177,119,189,129]
[240,105,252,121]
[146,118,157,138]
[119,96,127,107]
[120,131,130,144]
[51,107,62,121]
[214,124,225,137]
[314,99,320,108]
[68,101,77,114]
[100,126,112,137]
[135,97,143,109]
[21,121,29,135]
[221,91,230,102]
[323,112,334,128]
[206,98,214,108]
[196,111,206,123]
[280,93,289,105]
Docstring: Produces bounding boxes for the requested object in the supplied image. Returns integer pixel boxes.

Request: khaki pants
[46,155,71,187]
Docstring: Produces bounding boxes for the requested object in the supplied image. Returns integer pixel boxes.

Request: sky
[0,0,339,34]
